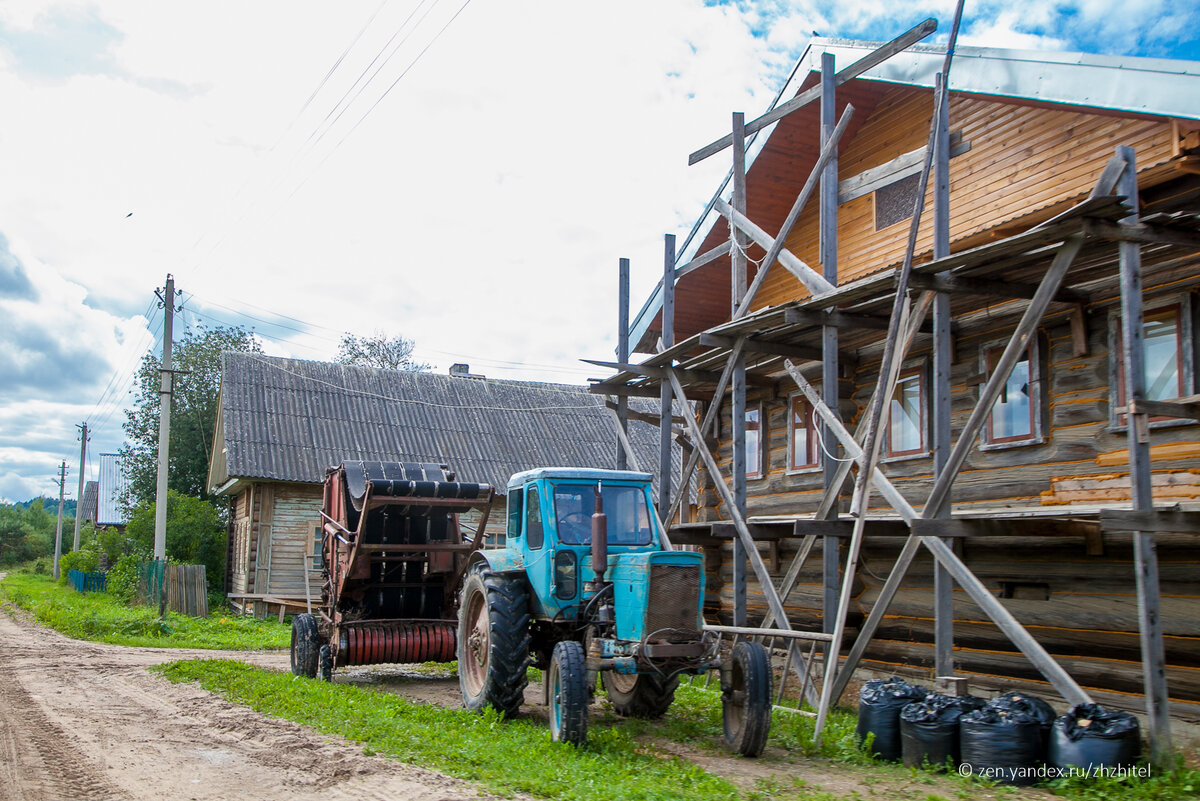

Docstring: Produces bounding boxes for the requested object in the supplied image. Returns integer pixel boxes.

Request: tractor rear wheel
[721,640,772,757]
[548,641,588,746]
[457,568,530,717]
[318,644,333,681]
[602,671,679,718]
[290,613,319,678]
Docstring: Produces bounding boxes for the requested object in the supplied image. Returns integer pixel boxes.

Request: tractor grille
[645,564,700,639]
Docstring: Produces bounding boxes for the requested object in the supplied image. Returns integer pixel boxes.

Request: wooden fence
[136,560,208,618]
[67,569,106,593]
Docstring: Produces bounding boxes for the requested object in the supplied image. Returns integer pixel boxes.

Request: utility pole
[53,461,68,580]
[72,422,89,551]
[153,274,177,561]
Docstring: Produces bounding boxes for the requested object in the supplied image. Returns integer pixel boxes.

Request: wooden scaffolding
[590,18,1200,763]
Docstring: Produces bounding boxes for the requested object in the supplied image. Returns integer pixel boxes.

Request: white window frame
[979,333,1047,450]
[1108,294,1197,430]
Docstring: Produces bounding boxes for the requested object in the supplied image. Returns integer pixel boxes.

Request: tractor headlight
[554,551,577,600]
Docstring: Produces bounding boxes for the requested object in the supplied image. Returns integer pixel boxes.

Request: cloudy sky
[1,0,1196,502]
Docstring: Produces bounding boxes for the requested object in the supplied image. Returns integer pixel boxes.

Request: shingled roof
[208,353,679,495]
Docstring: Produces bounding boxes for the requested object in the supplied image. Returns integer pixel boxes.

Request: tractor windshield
[552,483,654,546]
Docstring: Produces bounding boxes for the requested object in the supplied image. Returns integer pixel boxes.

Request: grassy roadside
[156,658,1200,801]
[0,569,289,650]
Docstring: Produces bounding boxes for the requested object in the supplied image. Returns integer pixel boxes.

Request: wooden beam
[617,258,630,470]
[660,235,676,517]
[675,241,732,282]
[734,104,855,318]
[1121,395,1200,420]
[1100,508,1200,534]
[687,18,937,165]
[699,333,825,364]
[582,359,774,388]
[931,72,954,680]
[1116,145,1173,762]
[1083,219,1200,249]
[838,133,970,204]
[588,382,713,400]
[714,198,835,296]
[603,399,684,427]
[784,307,936,333]
[906,272,1088,304]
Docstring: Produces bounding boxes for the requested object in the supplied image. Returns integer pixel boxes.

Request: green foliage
[0,499,58,566]
[106,552,143,604]
[126,490,225,592]
[119,323,262,511]
[336,330,430,372]
[58,544,100,580]
[155,659,741,801]
[0,571,288,650]
[1045,752,1200,801]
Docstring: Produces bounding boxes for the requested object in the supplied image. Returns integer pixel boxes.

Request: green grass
[155,657,1200,801]
[0,569,290,650]
[155,658,741,801]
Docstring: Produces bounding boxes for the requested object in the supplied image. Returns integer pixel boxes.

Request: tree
[120,323,262,511]
[126,491,225,592]
[336,330,430,372]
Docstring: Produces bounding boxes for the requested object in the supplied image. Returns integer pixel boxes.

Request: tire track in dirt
[0,608,518,801]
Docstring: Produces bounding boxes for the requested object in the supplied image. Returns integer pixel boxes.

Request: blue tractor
[457,467,773,754]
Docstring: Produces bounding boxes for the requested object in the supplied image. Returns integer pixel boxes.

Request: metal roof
[96,454,129,526]
[627,38,1200,352]
[212,353,680,495]
[78,480,98,524]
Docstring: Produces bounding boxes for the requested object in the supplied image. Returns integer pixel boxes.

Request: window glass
[552,483,652,546]
[526,486,544,549]
[888,369,925,456]
[789,396,817,470]
[312,525,323,569]
[745,406,763,478]
[987,347,1034,442]
[1143,308,1183,401]
[507,488,523,540]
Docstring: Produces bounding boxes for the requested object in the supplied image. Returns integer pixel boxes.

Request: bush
[126,491,226,594]
[106,552,143,604]
[58,543,100,582]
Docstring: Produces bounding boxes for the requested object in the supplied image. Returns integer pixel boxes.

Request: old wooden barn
[590,25,1200,756]
[207,353,677,615]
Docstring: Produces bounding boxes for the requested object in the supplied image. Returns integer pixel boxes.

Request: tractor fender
[468,548,526,575]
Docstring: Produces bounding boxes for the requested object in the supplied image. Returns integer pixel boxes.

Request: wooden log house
[207,354,678,616]
[591,31,1200,740]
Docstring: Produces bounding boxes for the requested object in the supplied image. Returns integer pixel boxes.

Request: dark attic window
[875,172,921,230]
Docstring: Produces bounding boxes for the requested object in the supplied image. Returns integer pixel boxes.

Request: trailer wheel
[548,641,588,746]
[721,640,772,757]
[602,671,679,718]
[457,568,530,717]
[318,644,333,682]
[290,613,319,678]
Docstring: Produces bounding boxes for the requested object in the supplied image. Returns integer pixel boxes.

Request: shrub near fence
[67,569,107,593]
[136,560,208,618]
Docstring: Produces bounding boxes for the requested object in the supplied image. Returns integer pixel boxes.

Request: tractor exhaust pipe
[591,482,607,586]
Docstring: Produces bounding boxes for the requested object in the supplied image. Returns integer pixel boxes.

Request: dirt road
[0,610,507,801]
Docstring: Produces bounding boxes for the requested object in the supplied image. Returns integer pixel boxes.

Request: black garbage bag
[899,693,987,768]
[989,691,1056,750]
[959,706,1044,785]
[857,676,928,761]
[1049,704,1141,772]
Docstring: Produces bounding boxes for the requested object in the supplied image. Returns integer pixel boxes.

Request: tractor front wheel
[721,640,772,757]
[548,641,588,746]
[602,670,679,718]
[457,568,531,717]
[290,613,319,678]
